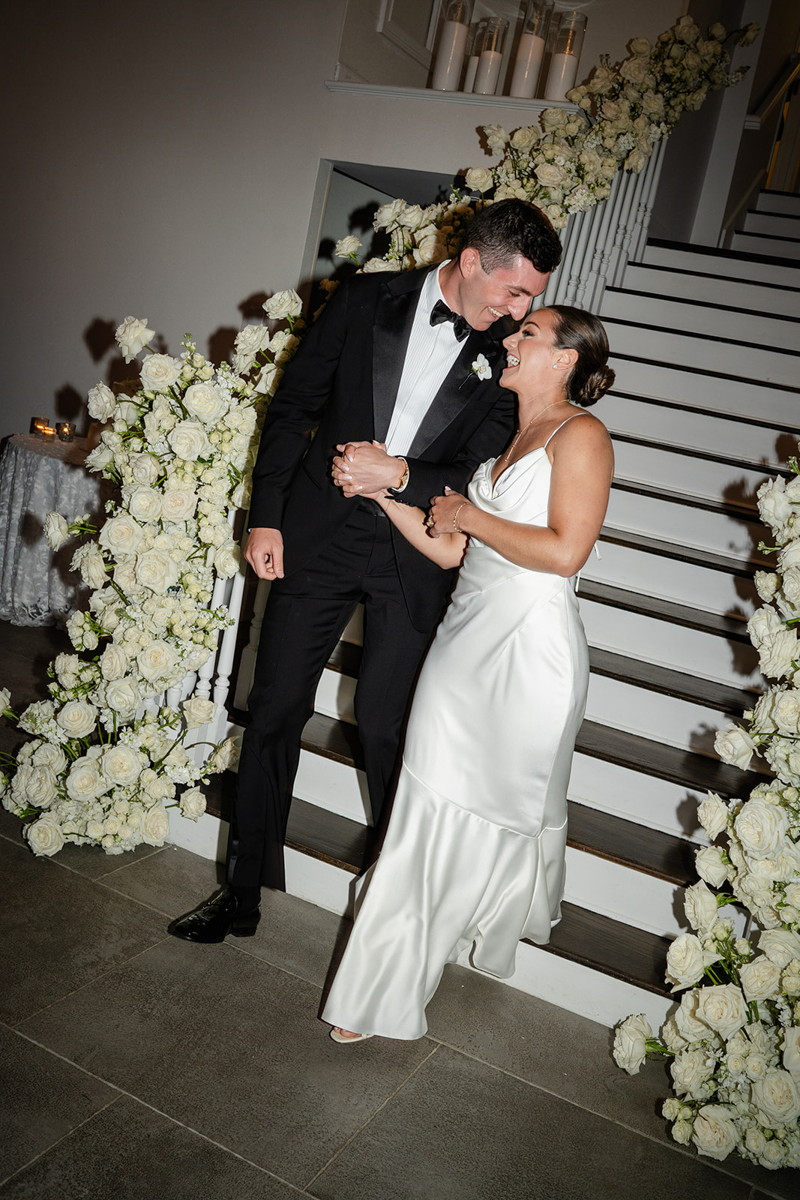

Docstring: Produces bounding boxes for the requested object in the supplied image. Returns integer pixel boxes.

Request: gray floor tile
[0,1094,301,1199]
[107,844,346,987]
[53,839,164,880]
[0,837,168,1025]
[310,1045,757,1200]
[1,1024,117,1181]
[20,937,433,1187]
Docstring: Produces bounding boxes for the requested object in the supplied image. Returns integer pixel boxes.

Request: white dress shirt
[384,262,465,458]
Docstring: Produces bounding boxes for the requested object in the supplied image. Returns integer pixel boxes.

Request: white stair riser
[586,540,758,616]
[584,673,742,760]
[580,599,760,690]
[606,489,767,565]
[564,844,747,941]
[755,192,800,217]
[644,242,800,288]
[314,658,744,762]
[730,232,800,260]
[606,321,798,388]
[622,264,800,319]
[295,745,370,824]
[612,442,773,511]
[611,358,800,425]
[601,290,800,352]
[569,753,710,840]
[742,210,800,239]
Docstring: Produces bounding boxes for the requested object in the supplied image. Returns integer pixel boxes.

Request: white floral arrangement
[0,294,304,857]
[612,455,800,1172]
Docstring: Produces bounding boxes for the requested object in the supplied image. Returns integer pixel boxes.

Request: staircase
[197,190,800,1031]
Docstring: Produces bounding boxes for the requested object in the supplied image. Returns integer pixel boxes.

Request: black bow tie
[430,299,471,342]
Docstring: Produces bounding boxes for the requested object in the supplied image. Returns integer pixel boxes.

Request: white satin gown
[322,417,590,1040]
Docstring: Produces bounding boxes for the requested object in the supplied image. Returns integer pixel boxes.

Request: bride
[322,304,615,1042]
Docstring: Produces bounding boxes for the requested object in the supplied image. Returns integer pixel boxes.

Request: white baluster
[213,563,247,711]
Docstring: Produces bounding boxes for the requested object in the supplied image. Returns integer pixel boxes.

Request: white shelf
[325,80,583,116]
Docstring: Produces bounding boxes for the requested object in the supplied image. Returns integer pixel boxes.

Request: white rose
[734,799,790,860]
[360,257,399,274]
[183,382,228,425]
[129,453,161,486]
[334,235,361,258]
[44,512,70,550]
[612,1013,652,1074]
[783,1026,800,1077]
[761,629,799,680]
[535,163,568,188]
[752,1068,800,1126]
[714,725,757,770]
[694,845,729,888]
[135,550,180,594]
[100,644,128,681]
[86,443,115,472]
[168,420,212,462]
[739,955,781,1002]
[139,353,182,393]
[99,513,144,557]
[758,476,792,532]
[464,168,494,194]
[25,815,65,857]
[674,990,710,1043]
[115,316,155,362]
[373,198,408,229]
[619,56,648,84]
[691,1105,737,1161]
[13,762,57,807]
[161,488,198,522]
[101,744,142,787]
[213,541,241,579]
[185,645,211,671]
[748,604,784,647]
[179,786,206,821]
[71,543,108,590]
[695,984,748,1040]
[666,933,720,991]
[230,480,252,511]
[137,640,180,681]
[32,742,67,774]
[105,677,141,716]
[209,736,239,772]
[683,881,719,936]
[263,289,302,320]
[182,697,216,729]
[87,382,117,422]
[66,755,110,801]
[629,37,652,56]
[56,700,97,740]
[541,107,568,130]
[671,1048,715,1100]
[127,486,163,524]
[233,324,270,374]
[759,929,800,969]
[697,791,729,840]
[141,803,170,846]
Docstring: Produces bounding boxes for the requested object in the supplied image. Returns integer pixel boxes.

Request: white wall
[2,0,688,441]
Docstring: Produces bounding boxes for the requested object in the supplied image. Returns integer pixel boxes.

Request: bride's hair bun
[548,306,614,408]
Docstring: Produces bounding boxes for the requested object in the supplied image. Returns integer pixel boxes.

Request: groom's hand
[245,527,284,580]
[332,441,405,497]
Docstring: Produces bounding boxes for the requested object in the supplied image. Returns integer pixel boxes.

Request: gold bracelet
[394,457,409,491]
[453,502,466,533]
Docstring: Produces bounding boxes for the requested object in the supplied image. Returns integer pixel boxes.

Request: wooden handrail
[744,53,800,130]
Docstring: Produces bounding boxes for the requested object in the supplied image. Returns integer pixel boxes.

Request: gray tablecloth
[0,434,111,626]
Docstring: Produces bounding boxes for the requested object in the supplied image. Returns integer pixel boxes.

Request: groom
[171,199,562,942]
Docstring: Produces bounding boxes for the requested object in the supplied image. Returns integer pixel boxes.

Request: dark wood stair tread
[530,902,670,997]
[202,773,672,996]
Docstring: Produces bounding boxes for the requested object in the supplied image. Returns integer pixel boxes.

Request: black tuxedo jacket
[248,267,516,629]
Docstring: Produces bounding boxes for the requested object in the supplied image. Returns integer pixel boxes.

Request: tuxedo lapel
[407,329,503,458]
[372,270,429,443]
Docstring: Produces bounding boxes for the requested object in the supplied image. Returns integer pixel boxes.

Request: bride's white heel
[330,1027,374,1044]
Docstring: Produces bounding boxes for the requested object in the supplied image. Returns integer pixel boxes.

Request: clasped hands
[331,440,468,537]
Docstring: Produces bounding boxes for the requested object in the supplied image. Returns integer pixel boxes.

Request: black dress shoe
[168,886,260,943]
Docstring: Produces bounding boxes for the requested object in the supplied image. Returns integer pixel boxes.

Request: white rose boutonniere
[472,354,491,381]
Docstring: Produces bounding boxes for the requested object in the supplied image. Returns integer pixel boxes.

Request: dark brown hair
[548,305,615,407]
[462,199,563,275]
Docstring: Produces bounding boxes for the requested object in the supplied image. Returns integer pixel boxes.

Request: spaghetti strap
[543,410,589,451]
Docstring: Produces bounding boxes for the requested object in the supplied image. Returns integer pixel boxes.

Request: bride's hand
[427,487,470,538]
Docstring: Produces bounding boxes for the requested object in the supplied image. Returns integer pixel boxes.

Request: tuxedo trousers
[226,504,437,891]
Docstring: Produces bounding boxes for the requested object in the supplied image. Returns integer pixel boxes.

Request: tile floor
[1,804,796,1200]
